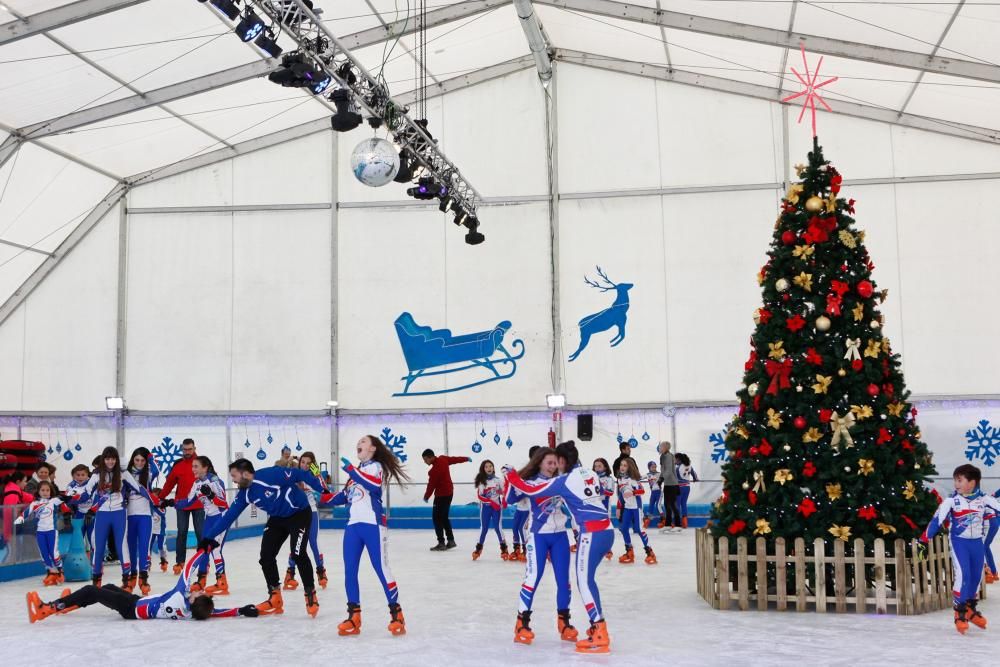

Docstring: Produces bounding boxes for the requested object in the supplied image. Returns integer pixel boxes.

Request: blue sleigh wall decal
[392,312,526,396]
[568,266,633,362]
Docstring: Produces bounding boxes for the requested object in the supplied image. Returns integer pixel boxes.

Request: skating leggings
[343,522,398,606]
[951,535,985,605]
[576,530,614,623]
[83,514,95,553]
[153,529,167,559]
[619,508,649,549]
[200,516,228,576]
[647,489,662,522]
[519,531,571,612]
[985,520,998,575]
[511,509,529,546]
[288,511,323,573]
[92,509,129,577]
[478,505,505,546]
[126,514,152,574]
[36,529,61,570]
[678,485,692,518]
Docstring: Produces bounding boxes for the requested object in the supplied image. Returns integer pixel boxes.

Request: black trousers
[261,508,313,592]
[175,508,205,565]
[662,484,682,527]
[432,495,454,543]
[60,584,139,619]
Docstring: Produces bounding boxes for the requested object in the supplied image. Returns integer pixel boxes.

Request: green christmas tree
[710,139,939,543]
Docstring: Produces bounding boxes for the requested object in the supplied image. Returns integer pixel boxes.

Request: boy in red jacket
[422,449,471,551]
[157,439,204,574]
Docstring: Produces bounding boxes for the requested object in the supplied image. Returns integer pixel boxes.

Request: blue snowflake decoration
[151,436,183,478]
[381,426,409,463]
[964,419,1000,467]
[709,430,729,464]
[627,436,638,447]
[472,441,482,454]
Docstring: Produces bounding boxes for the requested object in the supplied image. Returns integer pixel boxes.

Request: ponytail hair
[363,435,409,486]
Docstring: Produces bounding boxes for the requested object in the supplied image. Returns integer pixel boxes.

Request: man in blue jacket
[199,459,332,618]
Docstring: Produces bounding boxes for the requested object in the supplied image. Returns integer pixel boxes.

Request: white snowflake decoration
[964,419,1000,467]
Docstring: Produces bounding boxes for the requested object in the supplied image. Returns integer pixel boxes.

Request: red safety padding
[5,453,46,465]
[0,440,46,454]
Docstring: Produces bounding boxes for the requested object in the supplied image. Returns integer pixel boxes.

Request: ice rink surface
[1,528,996,665]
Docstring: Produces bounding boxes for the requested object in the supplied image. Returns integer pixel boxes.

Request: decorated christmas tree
[709,138,939,543]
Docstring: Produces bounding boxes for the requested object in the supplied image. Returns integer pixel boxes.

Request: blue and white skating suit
[70,470,152,578]
[135,552,238,620]
[63,479,95,551]
[505,482,531,547]
[676,463,698,520]
[288,470,327,575]
[644,471,662,523]
[177,473,229,576]
[21,498,64,570]
[506,465,614,623]
[125,463,159,576]
[476,475,506,547]
[151,505,168,563]
[517,474,572,613]
[921,489,1000,605]
[327,460,399,606]
[596,471,616,518]
[617,476,649,549]
[206,467,327,538]
[985,489,999,577]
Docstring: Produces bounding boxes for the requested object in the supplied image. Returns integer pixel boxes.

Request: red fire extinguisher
[547,428,556,448]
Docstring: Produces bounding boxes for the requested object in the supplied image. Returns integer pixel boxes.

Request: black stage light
[393,149,415,183]
[438,193,453,213]
[207,0,239,21]
[254,29,283,58]
[453,207,469,227]
[236,8,266,43]
[329,89,362,132]
[463,217,484,246]
[406,177,438,201]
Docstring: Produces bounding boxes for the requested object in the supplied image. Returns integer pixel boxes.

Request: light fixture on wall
[105,396,126,411]
[546,394,566,409]
[326,400,339,408]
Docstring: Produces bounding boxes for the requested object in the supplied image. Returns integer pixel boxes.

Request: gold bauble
[805,196,824,212]
[753,309,762,325]
[748,382,759,397]
[870,320,881,329]
[815,315,832,331]
[838,369,847,377]
[775,278,790,292]
[742,482,750,490]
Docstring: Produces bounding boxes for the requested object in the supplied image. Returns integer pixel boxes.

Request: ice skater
[985,487,999,584]
[283,451,329,591]
[510,447,578,645]
[642,461,661,529]
[150,488,168,572]
[615,460,656,565]
[473,460,509,561]
[176,456,229,595]
[15,481,65,585]
[26,550,259,623]
[198,459,332,617]
[505,470,531,564]
[593,458,615,561]
[506,442,616,654]
[124,447,158,594]
[65,465,95,557]
[327,435,409,637]
[675,452,699,529]
[919,464,1000,634]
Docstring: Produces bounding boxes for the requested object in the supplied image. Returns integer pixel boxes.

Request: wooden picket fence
[695,528,986,614]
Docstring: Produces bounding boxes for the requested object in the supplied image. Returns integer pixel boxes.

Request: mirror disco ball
[350,137,400,187]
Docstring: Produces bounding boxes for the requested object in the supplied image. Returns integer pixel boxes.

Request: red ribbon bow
[765,358,793,395]
[826,293,843,316]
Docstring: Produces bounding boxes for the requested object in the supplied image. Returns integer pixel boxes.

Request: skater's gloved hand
[160,499,175,509]
[199,484,215,499]
[915,541,928,562]
[309,463,321,477]
[13,516,24,525]
[501,465,514,475]
[197,538,220,552]
[238,604,260,617]
[58,493,74,503]
[340,457,353,469]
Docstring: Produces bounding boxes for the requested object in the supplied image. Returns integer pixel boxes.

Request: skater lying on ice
[26,550,259,623]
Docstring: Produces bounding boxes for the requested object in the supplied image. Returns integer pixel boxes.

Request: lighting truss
[201,0,484,230]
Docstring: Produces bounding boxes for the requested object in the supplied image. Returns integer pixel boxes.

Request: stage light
[453,207,469,226]
[406,177,440,201]
[329,89,363,132]
[105,396,126,411]
[254,29,283,58]
[463,216,484,245]
[438,194,453,213]
[236,8,266,42]
[393,149,415,183]
[310,74,332,95]
[546,394,567,409]
[206,0,239,21]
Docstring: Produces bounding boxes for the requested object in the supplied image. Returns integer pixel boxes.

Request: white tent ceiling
[2,0,1000,307]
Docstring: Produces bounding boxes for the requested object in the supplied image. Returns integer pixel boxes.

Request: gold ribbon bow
[752,470,767,494]
[829,411,856,450]
[773,469,794,485]
[754,518,772,536]
[844,338,862,362]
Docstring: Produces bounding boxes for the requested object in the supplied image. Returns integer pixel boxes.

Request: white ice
[0,528,995,665]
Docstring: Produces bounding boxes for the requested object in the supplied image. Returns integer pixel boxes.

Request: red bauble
[897,459,905,466]
[819,408,833,423]
[793,416,807,429]
[867,383,880,396]
[857,280,874,298]
[782,294,790,302]
[749,491,758,506]
[749,446,760,456]
[781,230,796,245]
[851,358,863,371]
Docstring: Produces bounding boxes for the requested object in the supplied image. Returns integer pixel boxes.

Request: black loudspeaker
[577,413,593,441]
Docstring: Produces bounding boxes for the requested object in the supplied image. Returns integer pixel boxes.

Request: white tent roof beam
[512,0,553,83]
[0,0,151,46]
[538,0,1000,85]
[554,49,1000,146]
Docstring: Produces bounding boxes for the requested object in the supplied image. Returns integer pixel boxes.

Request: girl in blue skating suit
[920,464,1000,633]
[616,459,656,565]
[644,462,662,528]
[15,481,65,585]
[124,447,158,595]
[68,447,155,588]
[506,441,615,654]
[327,435,409,637]
[473,460,509,561]
[175,456,229,595]
[509,447,578,645]
[283,451,329,591]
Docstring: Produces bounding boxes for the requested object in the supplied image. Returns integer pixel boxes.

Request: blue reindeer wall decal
[568,266,633,362]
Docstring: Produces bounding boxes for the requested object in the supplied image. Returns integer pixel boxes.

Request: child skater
[616,459,656,565]
[124,447,158,594]
[176,456,229,595]
[327,435,409,637]
[506,442,615,654]
[510,447,578,645]
[505,470,531,564]
[26,550,259,623]
[15,481,65,585]
[642,462,661,529]
[283,451,329,590]
[64,464,95,557]
[473,460,509,561]
[675,452,699,529]
[592,458,615,561]
[919,464,1000,634]
[150,487,168,572]
[67,447,155,588]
